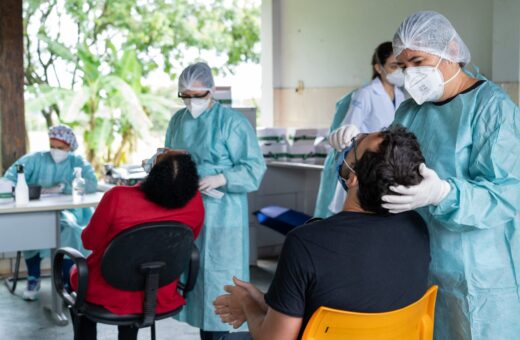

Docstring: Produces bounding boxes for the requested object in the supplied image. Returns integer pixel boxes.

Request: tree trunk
[0,0,26,172]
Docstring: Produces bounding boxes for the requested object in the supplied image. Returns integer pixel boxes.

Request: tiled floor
[0,260,277,340]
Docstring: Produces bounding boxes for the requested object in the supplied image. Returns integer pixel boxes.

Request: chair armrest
[53,247,88,311]
[179,244,200,297]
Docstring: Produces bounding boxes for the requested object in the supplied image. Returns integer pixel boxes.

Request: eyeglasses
[178,91,210,99]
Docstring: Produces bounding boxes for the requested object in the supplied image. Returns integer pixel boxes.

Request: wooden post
[0,0,26,173]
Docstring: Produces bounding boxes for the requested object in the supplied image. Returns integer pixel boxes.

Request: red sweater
[70,185,204,315]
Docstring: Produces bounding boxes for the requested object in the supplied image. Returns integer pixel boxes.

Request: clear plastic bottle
[15,164,29,206]
[72,167,85,203]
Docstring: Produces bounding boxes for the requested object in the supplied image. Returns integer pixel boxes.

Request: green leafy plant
[24,0,260,170]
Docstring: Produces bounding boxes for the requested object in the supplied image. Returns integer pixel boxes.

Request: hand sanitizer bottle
[15,164,29,206]
[72,167,85,203]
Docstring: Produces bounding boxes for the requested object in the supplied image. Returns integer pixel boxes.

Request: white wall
[493,0,520,82]
[492,0,520,103]
[263,0,499,127]
[273,0,493,89]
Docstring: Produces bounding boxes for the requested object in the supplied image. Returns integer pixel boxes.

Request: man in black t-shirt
[214,126,431,340]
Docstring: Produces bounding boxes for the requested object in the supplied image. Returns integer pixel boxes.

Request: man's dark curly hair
[354,125,425,215]
[140,154,199,209]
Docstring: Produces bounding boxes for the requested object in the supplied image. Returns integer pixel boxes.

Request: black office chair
[52,221,200,340]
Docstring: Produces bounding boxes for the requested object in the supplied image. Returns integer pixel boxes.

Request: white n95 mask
[404,58,461,105]
[386,68,405,87]
[184,98,211,119]
[50,148,69,163]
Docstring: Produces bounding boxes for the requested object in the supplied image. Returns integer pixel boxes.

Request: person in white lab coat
[315,41,406,217]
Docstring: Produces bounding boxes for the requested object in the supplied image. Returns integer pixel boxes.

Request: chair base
[73,302,182,327]
[4,251,22,294]
[70,304,183,340]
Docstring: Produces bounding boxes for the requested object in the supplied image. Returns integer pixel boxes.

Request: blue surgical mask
[336,146,353,191]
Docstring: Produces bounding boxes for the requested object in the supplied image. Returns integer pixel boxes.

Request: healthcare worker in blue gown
[314,41,405,218]
[164,62,266,340]
[330,11,520,340]
[2,124,97,301]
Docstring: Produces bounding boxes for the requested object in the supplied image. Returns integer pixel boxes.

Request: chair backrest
[302,285,438,340]
[101,221,194,291]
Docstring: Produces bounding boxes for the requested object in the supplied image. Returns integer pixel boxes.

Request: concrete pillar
[260,0,277,127]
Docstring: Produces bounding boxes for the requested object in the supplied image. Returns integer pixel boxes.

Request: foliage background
[23,0,261,171]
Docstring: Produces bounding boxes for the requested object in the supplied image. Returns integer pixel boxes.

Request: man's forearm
[241,294,268,339]
[252,292,268,313]
[257,296,268,313]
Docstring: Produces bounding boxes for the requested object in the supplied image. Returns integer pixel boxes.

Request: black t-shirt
[264,211,430,338]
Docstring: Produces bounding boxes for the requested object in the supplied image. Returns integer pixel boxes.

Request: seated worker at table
[213,125,431,340]
[2,124,97,301]
[69,152,204,340]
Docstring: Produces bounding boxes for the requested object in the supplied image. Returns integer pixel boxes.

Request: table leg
[44,212,68,326]
[46,247,67,325]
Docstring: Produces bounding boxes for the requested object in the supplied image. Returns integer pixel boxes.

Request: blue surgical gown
[165,102,266,331]
[3,151,98,258]
[314,78,404,217]
[394,80,520,340]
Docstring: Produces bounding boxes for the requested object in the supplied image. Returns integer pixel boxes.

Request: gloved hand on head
[328,124,360,152]
[199,174,227,192]
[381,163,451,213]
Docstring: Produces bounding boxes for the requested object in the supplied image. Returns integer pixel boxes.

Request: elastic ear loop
[342,158,356,175]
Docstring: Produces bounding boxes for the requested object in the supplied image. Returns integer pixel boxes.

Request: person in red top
[70,152,204,340]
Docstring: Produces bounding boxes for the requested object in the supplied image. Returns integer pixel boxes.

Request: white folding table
[0,192,104,325]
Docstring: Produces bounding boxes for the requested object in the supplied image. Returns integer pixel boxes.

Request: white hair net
[393,11,471,65]
[178,62,215,93]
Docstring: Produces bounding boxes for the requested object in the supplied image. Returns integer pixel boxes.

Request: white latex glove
[199,174,227,192]
[381,163,451,214]
[42,183,65,194]
[202,189,224,199]
[328,124,360,152]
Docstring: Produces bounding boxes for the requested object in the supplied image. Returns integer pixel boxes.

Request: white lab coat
[328,78,405,213]
[342,77,405,132]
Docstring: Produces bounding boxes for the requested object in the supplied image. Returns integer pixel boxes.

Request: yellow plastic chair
[302,285,438,340]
